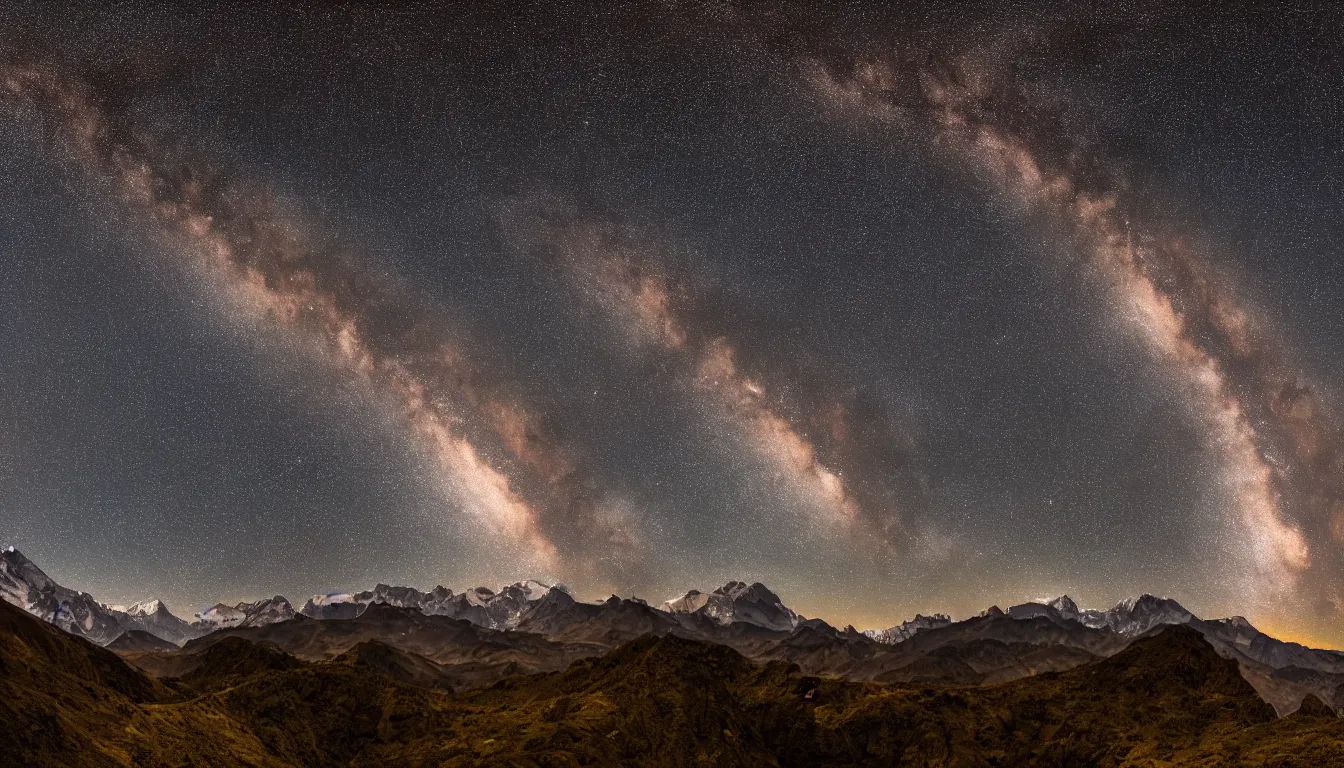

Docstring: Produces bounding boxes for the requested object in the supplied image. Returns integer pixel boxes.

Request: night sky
[1,2,1342,646]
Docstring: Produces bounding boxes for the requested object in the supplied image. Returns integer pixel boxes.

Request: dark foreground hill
[2,599,1342,767]
[105,628,179,653]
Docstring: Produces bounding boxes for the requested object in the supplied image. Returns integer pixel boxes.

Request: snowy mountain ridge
[5,543,1342,695]
[0,545,1223,649]
[864,613,953,644]
[659,580,801,632]
[1010,593,1196,638]
[0,547,199,646]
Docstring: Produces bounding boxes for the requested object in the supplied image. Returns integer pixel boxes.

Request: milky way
[796,26,1342,636]
[0,3,1340,643]
[0,60,645,582]
[501,198,937,565]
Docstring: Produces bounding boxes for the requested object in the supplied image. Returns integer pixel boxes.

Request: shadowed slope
[106,629,179,653]
[4,600,1343,766]
[180,602,600,690]
[0,599,166,766]
[370,626,1329,766]
[177,636,305,692]
[332,639,456,689]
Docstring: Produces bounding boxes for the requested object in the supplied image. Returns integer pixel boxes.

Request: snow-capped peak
[309,592,358,606]
[195,596,295,630]
[864,613,953,644]
[504,579,553,602]
[1000,593,1192,636]
[1104,594,1192,636]
[1047,595,1079,616]
[195,603,244,626]
[124,599,167,618]
[660,589,710,614]
[0,546,55,592]
[484,580,556,608]
[659,581,800,631]
[465,586,495,607]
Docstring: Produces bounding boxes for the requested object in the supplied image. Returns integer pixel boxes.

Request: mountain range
[3,545,1343,718]
[3,592,1342,766]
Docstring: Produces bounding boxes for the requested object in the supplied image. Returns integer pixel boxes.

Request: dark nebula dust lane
[756,10,1344,639]
[500,196,936,562]
[0,2,1341,643]
[0,58,647,584]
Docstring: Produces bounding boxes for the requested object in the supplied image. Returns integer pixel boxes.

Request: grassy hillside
[2,599,1341,766]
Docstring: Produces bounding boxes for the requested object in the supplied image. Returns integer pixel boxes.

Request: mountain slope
[359,625,1341,766]
[5,597,1344,767]
[332,640,456,689]
[863,612,952,644]
[179,602,596,689]
[1,547,133,645]
[107,629,179,653]
[515,590,686,646]
[0,599,168,766]
[196,595,296,630]
[1,547,206,646]
[118,599,200,645]
[660,581,801,631]
[6,545,1344,720]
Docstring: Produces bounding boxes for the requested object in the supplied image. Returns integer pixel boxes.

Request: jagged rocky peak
[1047,595,1078,616]
[714,580,781,603]
[2,547,206,646]
[481,580,559,628]
[1,546,132,645]
[239,596,295,626]
[300,592,366,620]
[115,598,200,646]
[660,580,801,631]
[521,584,577,619]
[353,584,426,608]
[660,589,710,614]
[416,586,455,614]
[196,602,246,627]
[287,578,561,630]
[997,593,1192,636]
[1111,593,1186,614]
[1007,596,1086,623]
[502,580,553,601]
[1105,593,1193,636]
[196,595,295,630]
[1048,595,1110,628]
[1,546,57,593]
[864,612,953,644]
[124,599,170,618]
[1207,615,1261,643]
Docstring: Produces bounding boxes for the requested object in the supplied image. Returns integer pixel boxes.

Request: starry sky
[1,1,1342,646]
